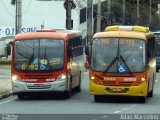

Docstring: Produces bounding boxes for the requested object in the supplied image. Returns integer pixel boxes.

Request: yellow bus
[85,26,156,102]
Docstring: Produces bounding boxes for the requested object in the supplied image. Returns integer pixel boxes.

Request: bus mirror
[84,60,90,69]
[7,45,11,55]
[85,46,89,55]
[68,47,73,57]
[6,45,11,56]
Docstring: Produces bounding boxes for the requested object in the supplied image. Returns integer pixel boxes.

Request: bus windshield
[14,39,64,71]
[91,38,145,73]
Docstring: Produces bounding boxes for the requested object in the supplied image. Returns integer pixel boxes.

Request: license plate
[34,84,44,88]
[112,88,122,92]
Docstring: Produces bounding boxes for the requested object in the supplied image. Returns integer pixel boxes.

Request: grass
[0,60,11,65]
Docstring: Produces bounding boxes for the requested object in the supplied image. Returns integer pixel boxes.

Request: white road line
[130,105,137,107]
[101,115,109,119]
[121,108,129,111]
[113,111,121,113]
[0,97,16,105]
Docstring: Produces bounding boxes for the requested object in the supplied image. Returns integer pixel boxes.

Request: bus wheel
[64,79,72,99]
[75,72,81,92]
[148,90,153,97]
[17,93,25,100]
[148,75,154,97]
[147,84,154,97]
[94,95,103,102]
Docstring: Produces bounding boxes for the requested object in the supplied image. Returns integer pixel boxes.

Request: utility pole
[137,0,140,25]
[96,0,101,32]
[11,0,22,34]
[149,0,152,25]
[122,0,125,25]
[16,0,22,34]
[87,0,93,44]
[107,0,111,26]
[65,0,73,30]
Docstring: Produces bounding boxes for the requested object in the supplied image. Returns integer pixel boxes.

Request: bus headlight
[12,75,21,82]
[90,76,101,85]
[57,73,67,81]
[141,78,145,82]
[91,76,95,80]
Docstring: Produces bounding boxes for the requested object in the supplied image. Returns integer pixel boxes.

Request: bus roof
[93,31,154,40]
[14,29,82,40]
[92,25,154,40]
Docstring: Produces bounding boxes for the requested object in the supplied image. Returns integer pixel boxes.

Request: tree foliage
[101,0,160,31]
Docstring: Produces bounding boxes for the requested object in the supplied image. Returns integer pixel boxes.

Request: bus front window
[14,39,64,71]
[91,38,145,73]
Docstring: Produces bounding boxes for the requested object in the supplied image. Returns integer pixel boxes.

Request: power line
[0,0,15,17]
[22,0,33,15]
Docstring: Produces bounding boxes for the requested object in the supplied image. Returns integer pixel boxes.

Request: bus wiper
[103,56,118,74]
[103,38,120,74]
[43,48,52,70]
[103,38,132,74]
[120,55,132,74]
[28,48,35,65]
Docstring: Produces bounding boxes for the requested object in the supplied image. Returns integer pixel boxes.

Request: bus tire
[147,75,154,97]
[17,93,25,100]
[75,72,81,92]
[64,78,72,99]
[147,82,154,97]
[148,89,153,97]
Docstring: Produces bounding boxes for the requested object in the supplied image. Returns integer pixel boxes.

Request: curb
[0,65,11,70]
[0,92,13,100]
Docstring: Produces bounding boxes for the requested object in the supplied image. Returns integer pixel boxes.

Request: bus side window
[68,39,74,59]
[147,38,155,62]
[74,38,78,57]
[76,36,83,56]
[79,37,83,55]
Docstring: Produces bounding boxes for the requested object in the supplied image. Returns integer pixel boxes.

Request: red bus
[10,29,83,99]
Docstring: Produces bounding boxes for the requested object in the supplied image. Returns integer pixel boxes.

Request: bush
[0,60,11,65]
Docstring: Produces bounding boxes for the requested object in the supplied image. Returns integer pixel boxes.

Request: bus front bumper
[12,80,68,94]
[89,80,147,97]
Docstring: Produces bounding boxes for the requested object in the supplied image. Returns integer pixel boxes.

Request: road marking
[101,115,109,119]
[113,111,121,113]
[131,105,137,107]
[114,105,137,114]
[0,97,16,105]
[121,108,129,111]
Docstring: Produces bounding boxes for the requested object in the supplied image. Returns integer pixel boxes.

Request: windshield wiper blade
[120,55,132,74]
[103,38,120,74]
[43,48,52,70]
[103,56,118,74]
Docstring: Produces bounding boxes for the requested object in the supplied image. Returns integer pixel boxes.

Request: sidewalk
[0,65,11,70]
[0,79,12,100]
[0,65,12,100]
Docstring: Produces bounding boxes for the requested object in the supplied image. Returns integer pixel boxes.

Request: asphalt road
[0,70,160,120]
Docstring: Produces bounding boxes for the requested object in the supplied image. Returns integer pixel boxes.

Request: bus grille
[101,80,134,86]
[24,73,53,82]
